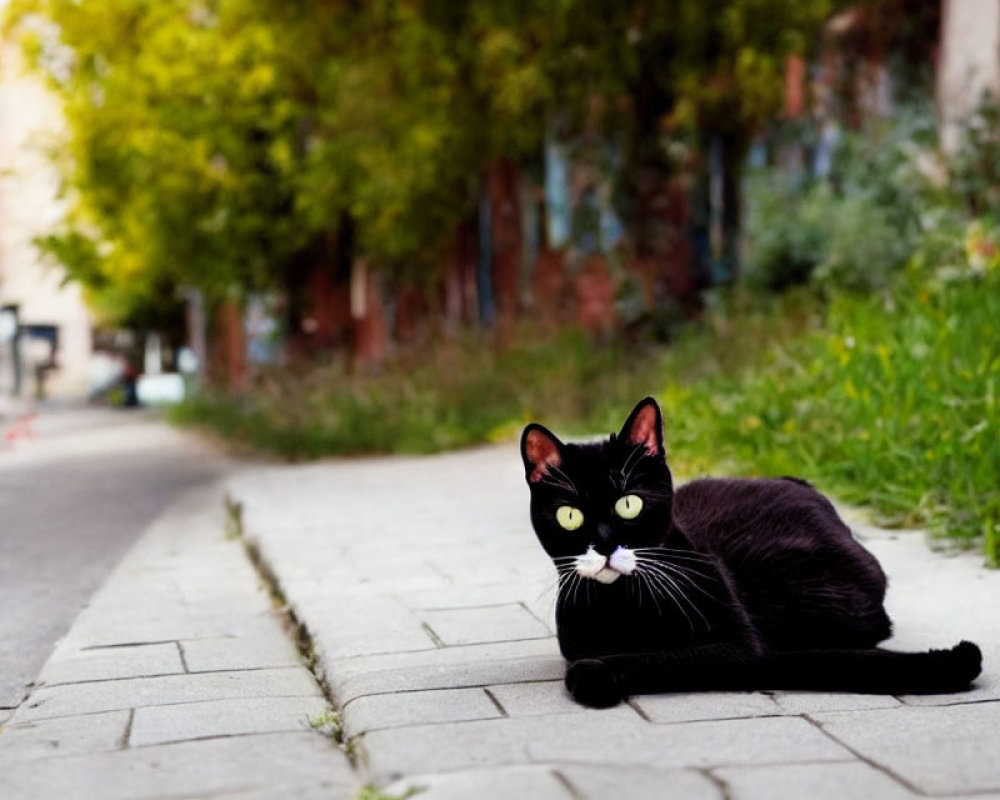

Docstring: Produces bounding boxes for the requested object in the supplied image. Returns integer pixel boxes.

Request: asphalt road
[0,406,230,711]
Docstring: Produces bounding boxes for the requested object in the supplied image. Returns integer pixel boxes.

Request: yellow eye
[556,506,584,531]
[614,494,643,520]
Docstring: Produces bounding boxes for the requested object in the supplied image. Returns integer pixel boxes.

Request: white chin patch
[575,545,633,583]
[593,567,621,584]
[608,546,636,575]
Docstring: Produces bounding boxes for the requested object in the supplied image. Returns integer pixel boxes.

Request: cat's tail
[749,640,983,695]
[568,640,983,707]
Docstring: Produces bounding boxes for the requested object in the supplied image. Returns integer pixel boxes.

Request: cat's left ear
[619,396,665,459]
[521,424,564,484]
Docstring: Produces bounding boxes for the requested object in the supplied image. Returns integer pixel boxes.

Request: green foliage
[744,179,910,293]
[660,270,1000,565]
[808,187,912,291]
[745,109,942,293]
[945,93,1000,223]
[169,326,652,459]
[6,0,306,324]
[743,174,829,291]
[5,0,843,323]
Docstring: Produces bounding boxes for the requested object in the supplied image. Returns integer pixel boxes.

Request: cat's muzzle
[575,545,636,584]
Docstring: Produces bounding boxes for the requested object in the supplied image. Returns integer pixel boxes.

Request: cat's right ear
[520,424,564,484]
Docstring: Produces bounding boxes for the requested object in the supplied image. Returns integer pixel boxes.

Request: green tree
[5,0,842,333]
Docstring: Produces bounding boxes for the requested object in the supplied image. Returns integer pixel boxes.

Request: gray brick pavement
[227,445,1000,799]
[6,442,997,799]
[0,482,357,799]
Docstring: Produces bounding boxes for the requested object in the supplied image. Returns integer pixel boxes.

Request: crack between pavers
[551,768,586,800]
[801,713,926,796]
[6,728,327,763]
[420,622,446,648]
[119,708,135,749]
[325,635,559,664]
[336,676,567,705]
[127,724,327,751]
[176,641,190,673]
[36,664,306,689]
[236,531,360,768]
[409,600,543,613]
[893,695,1000,710]
[15,693,327,725]
[81,640,179,651]
[642,711,787,726]
[626,697,651,721]
[518,600,553,631]
[704,758,856,770]
[482,687,509,717]
[339,683,512,716]
[702,767,735,800]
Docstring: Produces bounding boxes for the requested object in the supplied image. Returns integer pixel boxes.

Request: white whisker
[619,443,646,487]
[640,565,694,631]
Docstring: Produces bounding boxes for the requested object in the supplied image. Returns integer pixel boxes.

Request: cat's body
[521,397,982,707]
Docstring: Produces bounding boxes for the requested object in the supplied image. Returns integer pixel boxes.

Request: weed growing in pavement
[357,785,422,800]
[223,494,244,540]
[307,708,343,740]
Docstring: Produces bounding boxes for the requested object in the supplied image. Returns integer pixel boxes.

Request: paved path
[4,441,998,798]
[0,406,227,708]
[0,480,356,798]
[228,445,1000,800]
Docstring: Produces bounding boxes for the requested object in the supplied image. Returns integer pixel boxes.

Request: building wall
[938,0,1000,152]
[0,40,92,398]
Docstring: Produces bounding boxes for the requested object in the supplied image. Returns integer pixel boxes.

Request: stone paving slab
[228,443,1000,798]
[0,709,131,759]
[383,765,576,800]
[811,703,1000,795]
[15,666,322,722]
[630,690,781,723]
[558,765,724,800]
[129,695,332,747]
[526,714,853,768]
[419,603,551,646]
[358,711,851,785]
[36,642,185,686]
[330,655,567,705]
[357,706,641,782]
[485,679,588,717]
[180,630,304,672]
[0,732,354,800]
[343,686,503,737]
[331,636,561,681]
[770,690,904,714]
[713,762,920,800]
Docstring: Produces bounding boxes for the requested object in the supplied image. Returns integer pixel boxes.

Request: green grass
[170,271,1000,564]
[659,272,1000,565]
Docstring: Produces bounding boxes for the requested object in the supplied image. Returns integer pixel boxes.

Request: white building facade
[0,39,92,400]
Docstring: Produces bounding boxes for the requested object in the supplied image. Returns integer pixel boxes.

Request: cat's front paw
[565,659,623,708]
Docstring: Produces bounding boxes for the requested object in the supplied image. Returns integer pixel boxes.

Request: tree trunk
[487,158,522,346]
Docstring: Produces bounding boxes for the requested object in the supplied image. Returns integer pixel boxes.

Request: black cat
[520,396,983,708]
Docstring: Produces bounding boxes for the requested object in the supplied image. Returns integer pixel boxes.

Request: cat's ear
[619,396,665,458]
[521,424,564,483]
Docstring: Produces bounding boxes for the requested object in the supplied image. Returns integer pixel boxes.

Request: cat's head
[520,396,674,584]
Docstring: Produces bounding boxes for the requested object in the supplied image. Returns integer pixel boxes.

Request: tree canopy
[4,0,839,327]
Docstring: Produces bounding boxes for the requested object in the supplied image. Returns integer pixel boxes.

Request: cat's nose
[595,522,614,552]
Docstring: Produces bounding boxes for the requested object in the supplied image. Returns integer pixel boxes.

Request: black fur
[521,396,983,708]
